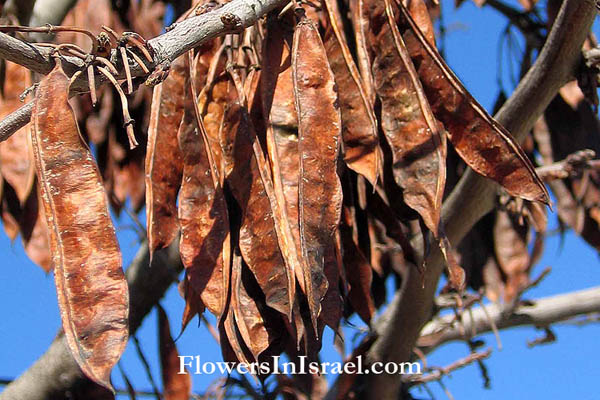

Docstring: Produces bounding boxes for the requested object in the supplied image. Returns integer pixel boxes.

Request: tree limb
[417,286,600,353]
[353,1,597,399]
[0,240,183,400]
[0,0,289,140]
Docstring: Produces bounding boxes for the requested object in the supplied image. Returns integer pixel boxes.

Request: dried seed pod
[493,210,531,302]
[323,0,380,186]
[292,15,343,330]
[221,98,293,319]
[368,0,446,236]
[340,207,375,324]
[397,2,549,204]
[260,18,305,307]
[349,0,376,103]
[231,262,275,361]
[158,305,191,400]
[146,57,186,257]
[178,53,230,319]
[31,60,128,391]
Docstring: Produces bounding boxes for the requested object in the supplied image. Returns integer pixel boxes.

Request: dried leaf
[146,57,186,257]
[323,0,380,186]
[31,60,128,391]
[158,305,191,400]
[292,15,343,330]
[397,2,549,204]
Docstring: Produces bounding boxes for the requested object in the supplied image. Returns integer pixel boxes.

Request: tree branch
[0,240,183,400]
[402,349,492,385]
[417,286,600,353]
[535,149,600,182]
[354,1,597,399]
[28,0,77,40]
[484,0,545,47]
[0,0,289,140]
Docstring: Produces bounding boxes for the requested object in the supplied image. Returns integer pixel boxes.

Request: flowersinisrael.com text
[178,355,421,376]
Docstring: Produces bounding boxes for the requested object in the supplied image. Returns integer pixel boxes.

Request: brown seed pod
[292,15,343,331]
[31,59,128,391]
[145,57,186,257]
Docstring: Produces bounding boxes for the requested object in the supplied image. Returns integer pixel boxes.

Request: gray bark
[418,286,600,352]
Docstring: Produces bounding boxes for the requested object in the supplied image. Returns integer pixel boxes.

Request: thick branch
[358,1,597,399]
[0,0,288,140]
[417,286,600,353]
[0,241,183,400]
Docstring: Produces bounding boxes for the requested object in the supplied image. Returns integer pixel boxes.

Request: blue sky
[1,1,599,398]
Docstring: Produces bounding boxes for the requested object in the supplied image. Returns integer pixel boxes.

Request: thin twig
[0,24,100,50]
[133,336,162,400]
[535,150,599,182]
[526,326,556,348]
[403,349,492,385]
[201,314,221,344]
[477,298,502,350]
[418,286,600,353]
